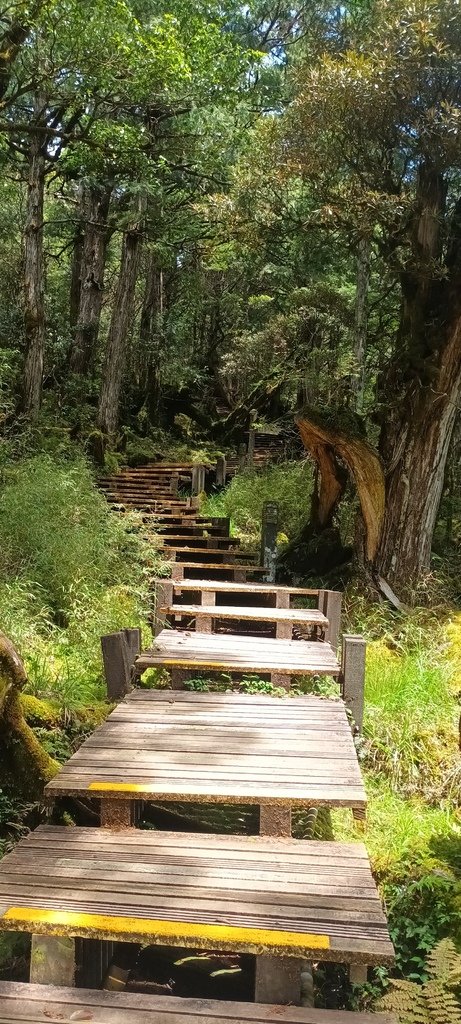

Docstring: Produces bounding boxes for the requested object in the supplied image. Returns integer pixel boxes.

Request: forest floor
[0,439,460,1010]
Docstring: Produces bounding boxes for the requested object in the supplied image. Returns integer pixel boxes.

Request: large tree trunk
[70,184,112,375]
[22,106,46,419]
[97,196,146,435]
[139,251,164,425]
[353,236,370,413]
[374,165,461,587]
[375,323,461,584]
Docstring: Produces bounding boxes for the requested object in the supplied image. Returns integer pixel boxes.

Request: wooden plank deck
[0,982,397,1024]
[171,563,268,580]
[0,826,394,966]
[45,691,366,813]
[135,631,340,678]
[164,604,328,628]
[165,579,318,597]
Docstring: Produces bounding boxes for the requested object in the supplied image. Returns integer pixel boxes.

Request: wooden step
[0,982,397,1023]
[135,629,341,683]
[163,604,327,640]
[165,548,254,562]
[159,536,239,546]
[171,564,268,581]
[45,690,367,817]
[165,578,319,597]
[0,826,394,972]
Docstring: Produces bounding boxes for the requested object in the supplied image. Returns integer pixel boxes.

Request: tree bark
[70,184,112,375]
[375,323,461,584]
[139,250,164,425]
[374,164,461,587]
[353,236,370,413]
[22,103,46,419]
[97,195,146,435]
[69,186,84,331]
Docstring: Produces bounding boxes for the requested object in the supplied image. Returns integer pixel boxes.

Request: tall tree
[280,0,461,589]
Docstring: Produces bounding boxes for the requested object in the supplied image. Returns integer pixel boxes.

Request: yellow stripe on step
[89,782,157,794]
[2,908,330,951]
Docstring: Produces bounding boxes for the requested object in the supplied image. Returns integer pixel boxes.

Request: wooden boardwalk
[0,461,392,1020]
[0,983,397,1023]
[0,826,394,967]
[45,691,367,823]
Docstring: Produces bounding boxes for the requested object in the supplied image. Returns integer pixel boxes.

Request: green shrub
[202,461,313,541]
[0,453,154,706]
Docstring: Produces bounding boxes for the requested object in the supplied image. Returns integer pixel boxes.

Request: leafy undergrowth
[0,452,157,707]
[201,461,313,545]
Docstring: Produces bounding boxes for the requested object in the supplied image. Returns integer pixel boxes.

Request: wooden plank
[0,981,398,1023]
[45,692,366,811]
[164,604,327,627]
[135,631,340,676]
[162,578,318,596]
[0,828,394,966]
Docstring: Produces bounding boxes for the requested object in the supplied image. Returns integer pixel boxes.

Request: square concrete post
[341,634,366,732]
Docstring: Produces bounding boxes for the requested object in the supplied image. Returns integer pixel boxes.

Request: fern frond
[379,978,429,1023]
[424,980,461,1024]
[427,939,461,985]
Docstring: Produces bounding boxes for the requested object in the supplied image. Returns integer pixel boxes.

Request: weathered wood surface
[45,691,366,811]
[0,826,393,965]
[162,578,319,597]
[164,604,328,628]
[164,547,255,562]
[171,563,268,580]
[135,630,340,677]
[160,537,240,548]
[0,982,397,1023]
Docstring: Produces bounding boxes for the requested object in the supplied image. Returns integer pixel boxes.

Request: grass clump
[0,453,154,707]
[202,460,313,543]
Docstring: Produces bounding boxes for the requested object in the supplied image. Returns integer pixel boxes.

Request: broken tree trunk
[0,632,58,798]
[296,410,385,565]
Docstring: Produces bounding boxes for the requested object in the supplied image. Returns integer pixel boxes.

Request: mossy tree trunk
[0,632,58,799]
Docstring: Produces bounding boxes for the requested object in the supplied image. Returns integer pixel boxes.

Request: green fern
[379,940,461,1024]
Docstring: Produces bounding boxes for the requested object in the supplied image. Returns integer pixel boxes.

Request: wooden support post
[191,464,206,496]
[154,580,174,634]
[171,668,188,689]
[212,515,230,535]
[170,472,179,495]
[77,939,114,989]
[321,590,342,651]
[101,632,131,701]
[350,964,368,985]
[201,590,216,606]
[100,799,133,829]
[341,634,366,732]
[238,443,247,472]
[271,671,290,690]
[171,563,184,580]
[30,935,75,986]
[122,627,141,671]
[260,501,278,583]
[234,569,247,582]
[216,456,227,486]
[260,802,291,837]
[255,955,302,1005]
[195,612,212,633]
[247,427,256,469]
[276,620,293,640]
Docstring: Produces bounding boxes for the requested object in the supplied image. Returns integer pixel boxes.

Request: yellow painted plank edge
[2,908,330,952]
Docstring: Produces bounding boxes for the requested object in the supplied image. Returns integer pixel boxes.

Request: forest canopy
[0,0,461,590]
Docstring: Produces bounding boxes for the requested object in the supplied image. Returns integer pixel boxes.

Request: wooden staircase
[0,463,397,1023]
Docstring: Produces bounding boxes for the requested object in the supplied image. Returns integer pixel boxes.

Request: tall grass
[202,461,313,542]
[0,454,154,706]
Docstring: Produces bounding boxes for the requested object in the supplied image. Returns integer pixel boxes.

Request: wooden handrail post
[191,463,206,495]
[216,455,227,486]
[247,427,256,469]
[101,629,141,701]
[238,443,247,471]
[341,634,366,732]
[321,590,342,650]
[260,500,278,583]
